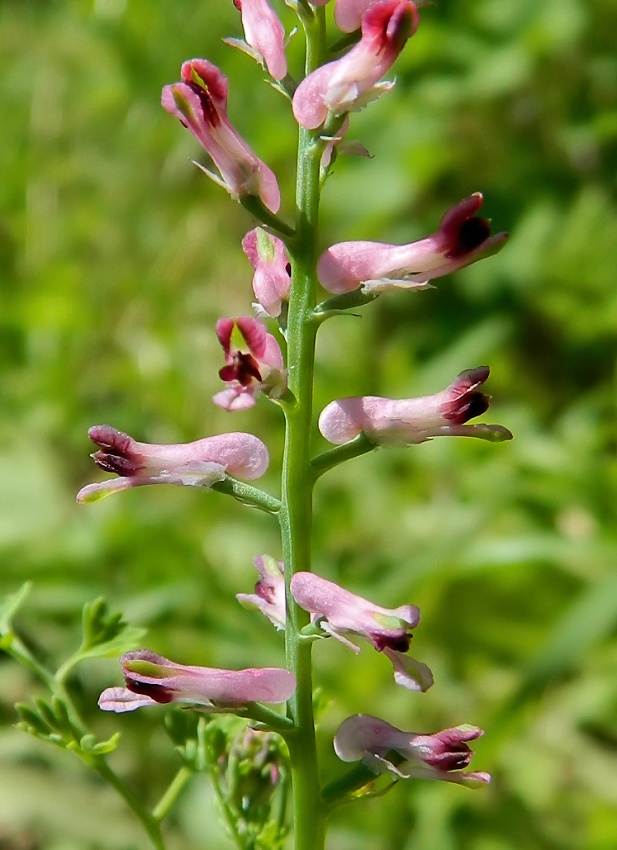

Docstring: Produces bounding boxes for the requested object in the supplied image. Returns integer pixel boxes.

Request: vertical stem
[279,9,327,850]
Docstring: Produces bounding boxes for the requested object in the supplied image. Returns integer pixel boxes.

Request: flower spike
[98,650,295,713]
[76,426,269,503]
[228,0,288,81]
[214,317,287,411]
[162,59,281,212]
[318,194,508,294]
[318,366,513,447]
[334,715,491,787]
[291,572,433,691]
[292,1,419,130]
[242,228,292,318]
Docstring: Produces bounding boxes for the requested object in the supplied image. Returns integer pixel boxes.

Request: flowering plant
[4,2,514,849]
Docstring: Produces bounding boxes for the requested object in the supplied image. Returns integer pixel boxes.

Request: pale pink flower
[334,0,380,32]
[318,194,508,294]
[228,0,288,81]
[318,366,513,446]
[237,555,286,629]
[242,228,291,318]
[214,317,287,411]
[292,1,419,130]
[162,59,280,212]
[290,572,433,691]
[98,650,295,713]
[76,426,269,503]
[334,714,491,787]
[309,0,382,34]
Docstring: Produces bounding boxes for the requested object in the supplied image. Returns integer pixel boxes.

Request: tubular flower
[214,316,287,411]
[318,194,508,294]
[334,715,491,787]
[76,426,269,503]
[318,366,513,447]
[292,1,419,130]
[161,59,280,212]
[242,228,291,318]
[98,650,296,713]
[290,572,433,692]
[236,555,286,629]
[229,0,288,81]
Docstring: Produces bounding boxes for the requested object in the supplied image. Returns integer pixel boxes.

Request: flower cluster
[77,0,507,821]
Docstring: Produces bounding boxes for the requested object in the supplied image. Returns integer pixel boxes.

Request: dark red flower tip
[219,352,263,386]
[373,632,412,652]
[125,677,175,704]
[91,451,142,476]
[447,216,492,259]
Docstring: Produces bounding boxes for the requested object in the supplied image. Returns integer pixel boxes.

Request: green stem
[279,9,328,850]
[321,763,385,808]
[152,765,194,822]
[212,477,281,514]
[5,638,57,692]
[245,703,295,733]
[240,195,296,238]
[311,434,376,480]
[92,759,166,850]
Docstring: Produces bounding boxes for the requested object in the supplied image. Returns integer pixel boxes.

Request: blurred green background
[1,0,617,848]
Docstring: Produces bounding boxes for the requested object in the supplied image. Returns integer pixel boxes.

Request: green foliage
[1,0,616,849]
[16,695,120,757]
[76,597,147,661]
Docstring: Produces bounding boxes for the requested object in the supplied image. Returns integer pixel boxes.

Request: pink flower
[318,194,508,294]
[229,0,288,81]
[334,0,380,33]
[236,555,286,629]
[317,192,508,294]
[242,228,291,318]
[318,366,513,446]
[98,650,295,713]
[76,426,269,503]
[214,317,287,411]
[310,0,383,34]
[292,1,419,130]
[290,572,433,692]
[161,59,280,212]
[334,715,491,787]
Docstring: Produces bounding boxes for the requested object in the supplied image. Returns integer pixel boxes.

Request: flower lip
[89,426,142,476]
[440,365,490,424]
[182,62,225,127]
